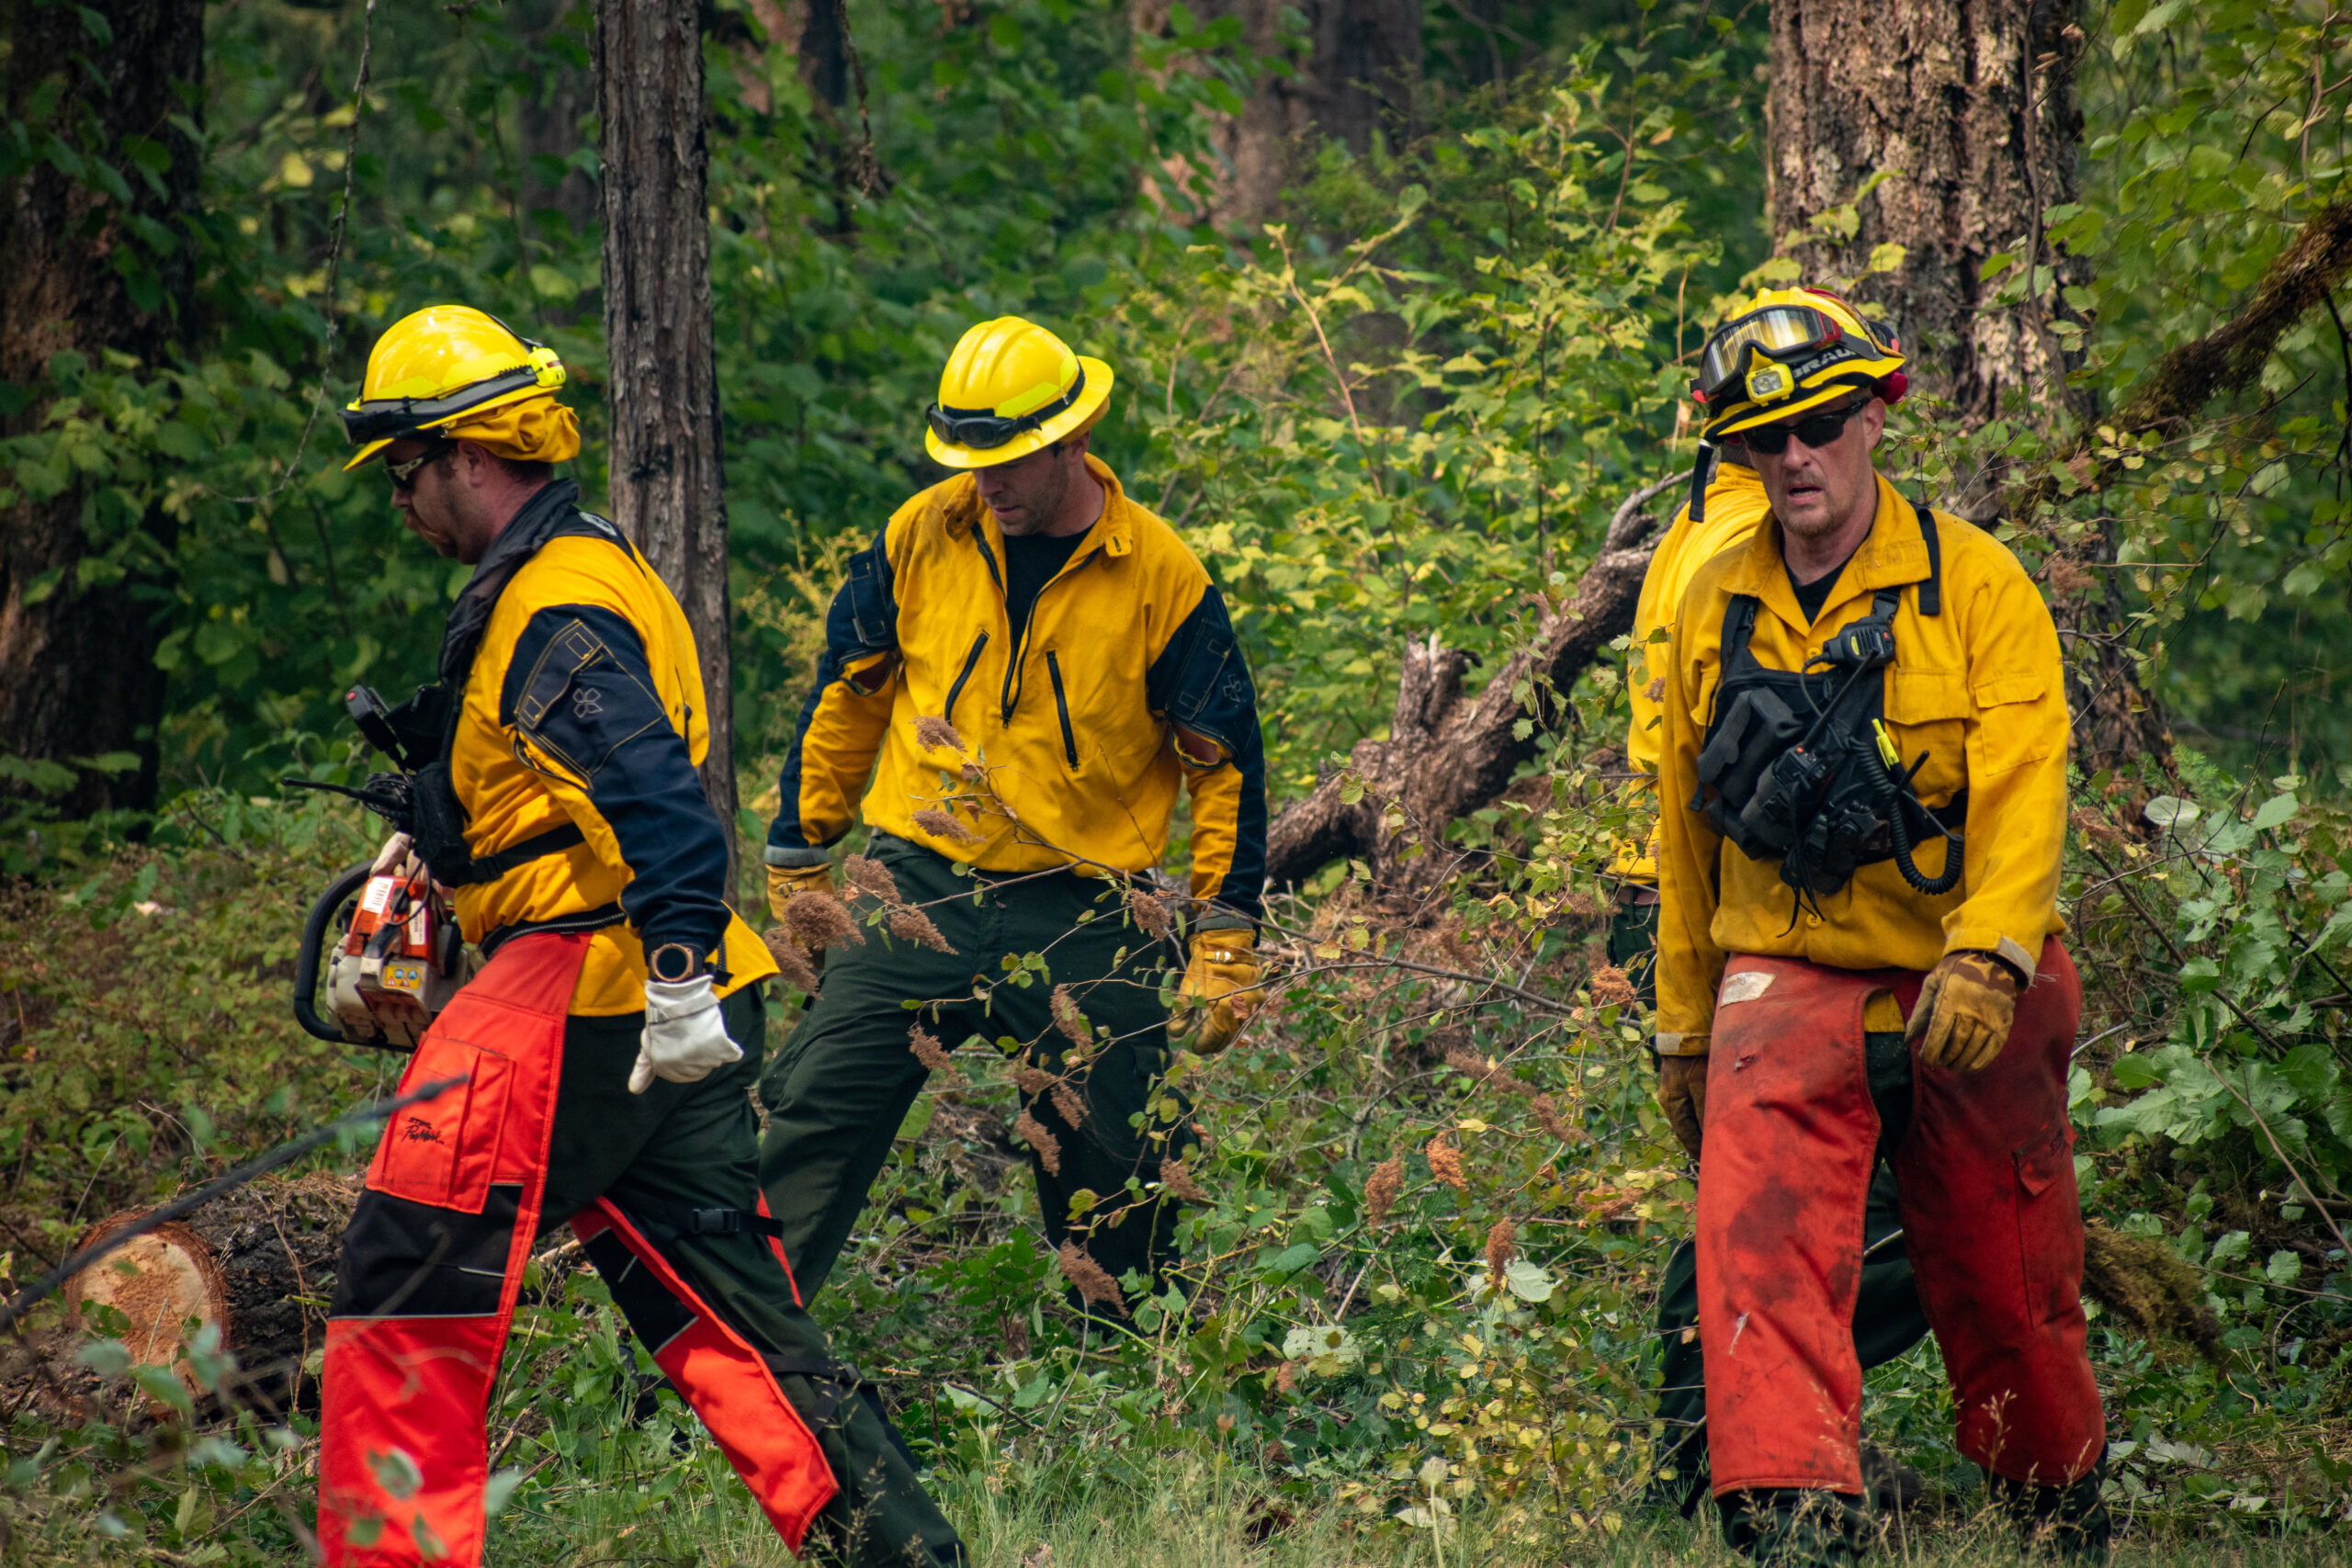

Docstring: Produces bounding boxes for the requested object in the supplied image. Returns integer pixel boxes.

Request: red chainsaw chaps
[571,1202,835,1550]
[1696,941,2106,1496]
[320,932,582,1568]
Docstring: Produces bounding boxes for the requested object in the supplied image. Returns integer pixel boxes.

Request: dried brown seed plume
[1011,1060,1051,1096]
[888,904,956,953]
[1532,1092,1580,1144]
[842,853,903,906]
[1159,1156,1207,1203]
[1273,1359,1297,1395]
[1056,1241,1122,1308]
[1051,985,1091,1046]
[1049,1080,1088,1128]
[1426,1133,1468,1194]
[1014,1109,1062,1174]
[1485,1217,1518,1279]
[911,807,983,845]
[1125,886,1172,939]
[908,1025,961,1085]
[761,927,820,993]
[1590,964,1636,1008]
[1364,1155,1404,1224]
[783,890,864,952]
[914,715,967,752]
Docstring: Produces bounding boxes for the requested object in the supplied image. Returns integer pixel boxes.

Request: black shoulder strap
[1912,493,1942,616]
[1720,592,1761,664]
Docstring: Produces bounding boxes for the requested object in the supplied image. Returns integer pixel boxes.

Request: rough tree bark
[595,0,741,881]
[1767,0,2086,423]
[1262,477,1683,893]
[1766,0,2174,775]
[0,0,204,814]
[1131,0,1422,224]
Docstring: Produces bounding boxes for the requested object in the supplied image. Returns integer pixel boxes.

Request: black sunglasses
[386,441,455,491]
[925,370,1086,452]
[1727,399,1870,457]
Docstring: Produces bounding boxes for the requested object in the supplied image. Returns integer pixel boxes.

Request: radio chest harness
[1689,495,1964,922]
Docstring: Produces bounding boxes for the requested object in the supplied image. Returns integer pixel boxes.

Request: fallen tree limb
[0,1076,463,1337]
[2023,196,2352,774]
[1263,471,1686,893]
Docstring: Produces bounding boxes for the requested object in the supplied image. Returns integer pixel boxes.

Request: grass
[471,1445,2352,1568]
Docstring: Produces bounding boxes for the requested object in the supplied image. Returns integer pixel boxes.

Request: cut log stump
[17,1172,357,1420]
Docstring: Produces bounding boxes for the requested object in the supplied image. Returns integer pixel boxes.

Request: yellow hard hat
[1692,286,1906,442]
[341,304,571,471]
[923,316,1114,469]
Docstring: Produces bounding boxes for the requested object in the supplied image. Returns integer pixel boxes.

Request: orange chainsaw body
[327,869,470,1049]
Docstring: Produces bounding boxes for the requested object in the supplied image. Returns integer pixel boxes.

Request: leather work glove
[1178,928,1260,1055]
[629,976,743,1094]
[1655,1047,1709,1161]
[1906,951,2020,1073]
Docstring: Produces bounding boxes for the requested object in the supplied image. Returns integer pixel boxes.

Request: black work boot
[1718,1487,1866,1567]
[1990,1450,2112,1561]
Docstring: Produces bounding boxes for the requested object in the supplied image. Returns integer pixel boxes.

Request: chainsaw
[288,687,475,1052]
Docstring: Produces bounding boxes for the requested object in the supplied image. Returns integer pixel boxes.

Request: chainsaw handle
[295,862,375,1044]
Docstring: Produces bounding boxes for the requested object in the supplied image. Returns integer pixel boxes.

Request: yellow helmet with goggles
[341,304,578,472]
[1692,286,1906,444]
[924,316,1114,469]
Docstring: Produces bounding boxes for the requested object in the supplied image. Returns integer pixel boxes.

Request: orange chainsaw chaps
[317,933,836,1566]
[1695,942,2106,1497]
[571,1203,835,1550]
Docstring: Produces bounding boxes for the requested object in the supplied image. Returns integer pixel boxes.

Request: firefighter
[1611,412,1928,1514]
[319,305,963,1567]
[757,315,1266,1312]
[1655,286,2109,1562]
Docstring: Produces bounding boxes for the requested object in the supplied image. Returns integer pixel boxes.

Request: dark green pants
[538,990,963,1566]
[759,837,1191,1306]
[1612,902,1931,1513]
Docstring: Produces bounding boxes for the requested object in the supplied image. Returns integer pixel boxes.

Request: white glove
[371,831,418,877]
[628,976,742,1094]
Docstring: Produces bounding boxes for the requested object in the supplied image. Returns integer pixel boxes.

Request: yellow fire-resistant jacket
[1614,460,1774,880]
[767,456,1266,924]
[441,481,776,1015]
[1653,471,2069,1048]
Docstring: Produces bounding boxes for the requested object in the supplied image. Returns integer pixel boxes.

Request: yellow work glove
[766,862,834,924]
[1178,928,1260,1055]
[1906,951,2020,1073]
[1654,1045,1709,1161]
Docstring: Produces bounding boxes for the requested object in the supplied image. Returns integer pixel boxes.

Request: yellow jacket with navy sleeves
[767,456,1267,926]
[431,480,776,1014]
[1652,471,2070,1048]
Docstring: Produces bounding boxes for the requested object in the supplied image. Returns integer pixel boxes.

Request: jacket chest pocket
[1882,667,1969,803]
[1037,642,1156,778]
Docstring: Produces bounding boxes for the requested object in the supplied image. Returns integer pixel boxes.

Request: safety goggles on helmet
[1723,397,1872,457]
[1695,300,1896,409]
[342,361,557,446]
[924,369,1087,454]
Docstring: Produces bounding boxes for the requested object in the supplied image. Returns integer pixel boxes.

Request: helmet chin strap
[1688,440,1719,525]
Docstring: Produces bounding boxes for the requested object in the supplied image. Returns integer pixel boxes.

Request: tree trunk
[1765,0,2170,777]
[1262,476,1680,895]
[0,0,204,815]
[1766,0,2086,423]
[1132,0,1421,225]
[595,0,741,885]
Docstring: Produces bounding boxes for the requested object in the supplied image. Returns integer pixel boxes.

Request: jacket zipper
[1045,652,1079,768]
[999,543,1094,725]
[944,631,989,728]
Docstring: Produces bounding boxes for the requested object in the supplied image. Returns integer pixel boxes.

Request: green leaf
[19,565,64,606]
[2251,793,2298,831]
